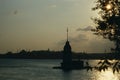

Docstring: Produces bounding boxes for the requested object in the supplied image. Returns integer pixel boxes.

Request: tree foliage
[88,0,120,73]
[92,0,120,53]
[87,59,120,73]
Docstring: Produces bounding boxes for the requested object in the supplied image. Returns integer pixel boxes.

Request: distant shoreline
[0,50,119,60]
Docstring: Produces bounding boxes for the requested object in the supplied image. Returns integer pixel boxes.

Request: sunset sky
[0,0,114,53]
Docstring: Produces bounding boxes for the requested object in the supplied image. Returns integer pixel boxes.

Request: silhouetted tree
[92,0,120,54]
[91,0,120,73]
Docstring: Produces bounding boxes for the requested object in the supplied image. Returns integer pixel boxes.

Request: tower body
[60,28,84,70]
[63,40,72,64]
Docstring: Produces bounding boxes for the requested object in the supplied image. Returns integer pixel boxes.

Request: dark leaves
[86,66,93,71]
[92,0,120,53]
[98,61,102,65]
[112,61,120,73]
[98,21,107,30]
[90,0,120,73]
[86,59,120,73]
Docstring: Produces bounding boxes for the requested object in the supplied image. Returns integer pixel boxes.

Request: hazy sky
[0,0,114,53]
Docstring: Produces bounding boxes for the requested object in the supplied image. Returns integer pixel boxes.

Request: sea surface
[0,59,120,80]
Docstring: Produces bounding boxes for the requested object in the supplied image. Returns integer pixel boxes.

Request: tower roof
[64,28,71,51]
[64,41,71,50]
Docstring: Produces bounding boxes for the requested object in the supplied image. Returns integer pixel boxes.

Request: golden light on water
[90,60,120,80]
[97,69,119,80]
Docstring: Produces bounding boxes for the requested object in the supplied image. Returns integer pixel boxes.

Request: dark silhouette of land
[0,50,120,60]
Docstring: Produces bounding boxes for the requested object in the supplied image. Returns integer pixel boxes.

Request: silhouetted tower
[62,28,72,68]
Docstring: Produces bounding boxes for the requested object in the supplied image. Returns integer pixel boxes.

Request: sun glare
[97,69,119,80]
[106,4,112,10]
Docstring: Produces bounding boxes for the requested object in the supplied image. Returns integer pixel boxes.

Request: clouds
[70,34,88,43]
[57,33,87,45]
[76,26,93,31]
[56,26,114,53]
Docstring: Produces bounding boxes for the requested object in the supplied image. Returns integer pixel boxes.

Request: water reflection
[0,59,120,80]
[88,60,120,80]
[96,69,119,80]
[62,70,72,80]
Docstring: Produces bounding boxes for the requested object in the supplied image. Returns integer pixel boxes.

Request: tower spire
[67,27,68,41]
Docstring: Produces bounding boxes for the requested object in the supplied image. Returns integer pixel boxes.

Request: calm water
[0,59,120,80]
